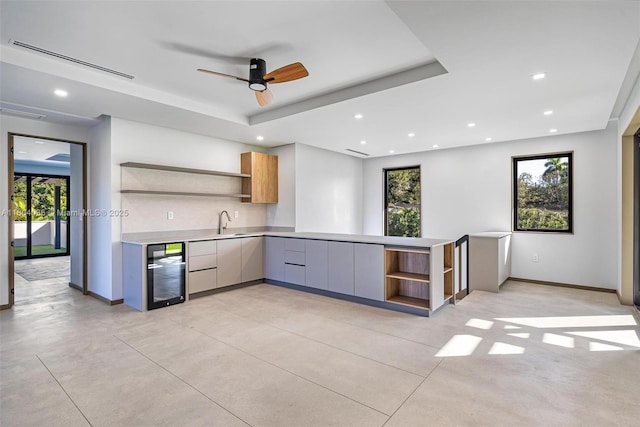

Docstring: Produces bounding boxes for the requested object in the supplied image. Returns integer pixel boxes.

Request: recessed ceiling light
[256,135,264,141]
[532,72,546,80]
[485,137,493,142]
[354,113,363,119]
[549,128,558,133]
[543,110,553,115]
[18,151,27,154]
[389,150,395,154]
[467,123,476,128]
[432,144,439,148]
[54,89,68,97]
[408,132,415,137]
[360,140,367,145]
[34,141,45,144]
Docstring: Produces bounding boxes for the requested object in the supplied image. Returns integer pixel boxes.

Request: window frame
[512,151,574,234]
[383,165,422,237]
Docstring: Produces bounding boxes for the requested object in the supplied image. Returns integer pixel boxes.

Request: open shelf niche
[119,162,251,199]
[443,242,454,302]
[385,247,431,309]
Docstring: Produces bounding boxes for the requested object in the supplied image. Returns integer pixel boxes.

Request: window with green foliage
[385,166,421,237]
[513,153,572,232]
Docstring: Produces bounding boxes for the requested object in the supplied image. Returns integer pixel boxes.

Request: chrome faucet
[219,210,232,234]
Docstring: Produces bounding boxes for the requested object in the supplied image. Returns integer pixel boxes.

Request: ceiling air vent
[0,107,46,120]
[346,148,370,156]
[10,40,135,79]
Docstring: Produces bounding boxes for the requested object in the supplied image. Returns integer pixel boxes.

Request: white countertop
[470,231,512,238]
[122,230,453,248]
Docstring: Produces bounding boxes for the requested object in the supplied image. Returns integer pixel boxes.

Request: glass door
[13,174,70,259]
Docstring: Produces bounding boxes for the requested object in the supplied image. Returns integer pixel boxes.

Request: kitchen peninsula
[122,231,455,316]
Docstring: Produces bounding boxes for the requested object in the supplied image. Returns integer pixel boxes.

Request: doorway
[8,134,87,307]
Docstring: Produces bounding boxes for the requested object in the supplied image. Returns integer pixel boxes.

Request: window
[513,152,573,232]
[384,166,421,237]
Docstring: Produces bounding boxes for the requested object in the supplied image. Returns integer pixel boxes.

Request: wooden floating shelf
[444,267,453,274]
[387,295,430,309]
[443,294,453,302]
[121,190,250,198]
[120,162,251,178]
[386,271,430,283]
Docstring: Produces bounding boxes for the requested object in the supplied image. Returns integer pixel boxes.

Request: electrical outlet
[532,253,539,263]
[167,211,174,220]
[234,210,239,218]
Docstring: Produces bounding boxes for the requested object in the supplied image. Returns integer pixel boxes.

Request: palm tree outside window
[513,152,573,232]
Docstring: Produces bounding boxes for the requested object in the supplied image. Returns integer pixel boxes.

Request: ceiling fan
[197,58,308,107]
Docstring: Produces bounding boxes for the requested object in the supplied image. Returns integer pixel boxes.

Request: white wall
[267,144,296,229]
[294,143,363,234]
[0,114,90,306]
[363,124,619,289]
[88,116,113,299]
[107,117,267,300]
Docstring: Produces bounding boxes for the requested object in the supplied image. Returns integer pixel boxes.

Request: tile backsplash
[120,166,268,233]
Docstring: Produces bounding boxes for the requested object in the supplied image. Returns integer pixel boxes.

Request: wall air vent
[346,148,370,156]
[0,107,46,120]
[10,40,135,79]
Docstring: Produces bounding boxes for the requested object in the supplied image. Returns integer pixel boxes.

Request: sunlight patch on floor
[589,342,624,352]
[435,335,482,357]
[567,330,640,348]
[465,318,494,330]
[488,342,525,355]
[542,333,575,348]
[494,315,637,329]
[507,333,530,339]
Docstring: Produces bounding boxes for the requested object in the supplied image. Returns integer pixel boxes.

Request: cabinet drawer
[188,254,217,272]
[189,269,217,294]
[284,250,305,266]
[285,264,305,286]
[284,238,305,252]
[189,240,216,257]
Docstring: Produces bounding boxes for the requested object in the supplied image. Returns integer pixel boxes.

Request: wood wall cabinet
[241,152,278,203]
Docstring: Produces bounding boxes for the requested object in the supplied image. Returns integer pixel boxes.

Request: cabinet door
[328,241,354,295]
[354,243,384,301]
[217,238,242,288]
[189,269,217,294]
[265,236,285,281]
[242,237,264,282]
[305,240,328,290]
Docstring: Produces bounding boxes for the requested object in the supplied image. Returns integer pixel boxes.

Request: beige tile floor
[1,275,639,426]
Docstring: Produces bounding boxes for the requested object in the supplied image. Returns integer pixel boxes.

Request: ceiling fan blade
[255,89,273,107]
[263,62,308,84]
[197,68,249,82]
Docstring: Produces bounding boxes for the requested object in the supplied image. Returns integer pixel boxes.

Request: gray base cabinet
[328,241,355,295]
[241,236,264,282]
[265,236,285,281]
[188,240,217,295]
[354,243,384,301]
[217,238,242,288]
[469,232,512,293]
[305,240,329,290]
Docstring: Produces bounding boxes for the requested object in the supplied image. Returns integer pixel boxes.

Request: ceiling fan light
[249,82,267,91]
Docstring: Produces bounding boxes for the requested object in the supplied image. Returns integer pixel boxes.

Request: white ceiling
[1,1,639,158]
[13,136,69,163]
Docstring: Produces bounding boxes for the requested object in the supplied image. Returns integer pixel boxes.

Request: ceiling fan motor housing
[249,58,267,91]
